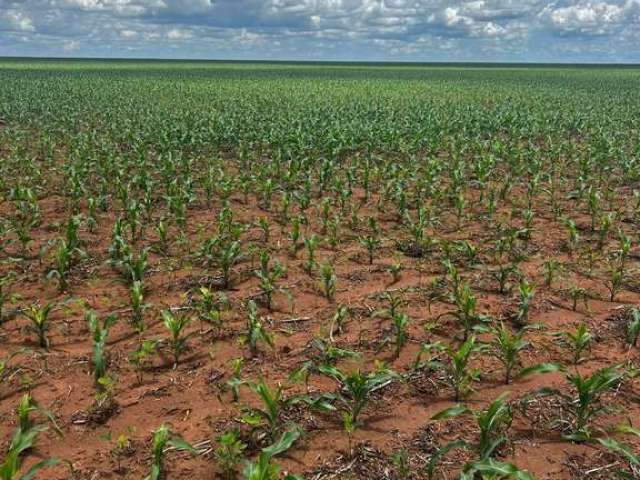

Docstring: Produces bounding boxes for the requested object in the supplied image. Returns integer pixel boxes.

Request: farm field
[1,59,640,479]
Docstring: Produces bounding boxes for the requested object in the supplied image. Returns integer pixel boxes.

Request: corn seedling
[387,257,403,284]
[359,235,381,265]
[596,429,640,479]
[130,280,147,332]
[242,429,302,480]
[543,258,561,288]
[432,392,512,460]
[417,337,484,401]
[244,300,274,358]
[241,379,305,441]
[490,263,517,295]
[121,246,149,284]
[87,310,118,384]
[429,393,533,479]
[161,310,192,368]
[319,263,337,302]
[46,240,73,292]
[197,287,229,334]
[605,264,624,302]
[227,358,245,402]
[144,424,197,480]
[303,234,319,274]
[0,395,60,480]
[526,366,624,441]
[129,339,158,385]
[255,251,288,311]
[318,364,397,427]
[22,303,54,349]
[288,217,302,256]
[392,449,410,479]
[554,323,593,365]
[387,312,409,359]
[0,274,13,324]
[328,305,349,340]
[515,278,535,326]
[214,430,246,480]
[453,282,490,340]
[568,285,588,312]
[154,220,170,255]
[491,322,560,384]
[564,218,579,254]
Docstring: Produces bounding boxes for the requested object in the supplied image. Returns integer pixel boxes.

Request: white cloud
[63,39,80,51]
[0,0,638,61]
[166,27,193,39]
[543,1,639,36]
[2,9,35,31]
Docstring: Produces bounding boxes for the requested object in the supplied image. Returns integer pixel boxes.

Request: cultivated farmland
[1,60,640,479]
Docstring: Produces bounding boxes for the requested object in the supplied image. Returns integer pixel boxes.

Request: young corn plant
[514,278,535,326]
[288,217,302,257]
[554,323,593,365]
[429,393,518,476]
[605,263,624,302]
[429,398,533,479]
[359,234,381,265]
[121,247,150,284]
[490,263,517,295]
[241,379,304,442]
[303,234,319,274]
[328,305,350,340]
[449,282,490,340]
[318,364,397,428]
[227,358,246,402]
[387,312,410,359]
[319,263,337,302]
[596,429,640,479]
[219,241,242,289]
[543,258,561,288]
[0,395,61,480]
[154,219,170,255]
[374,292,407,321]
[417,337,484,401]
[255,251,288,311]
[144,424,197,480]
[64,214,83,252]
[387,257,403,284]
[527,366,624,441]
[564,218,579,254]
[491,323,560,385]
[214,430,246,480]
[196,287,229,335]
[161,310,192,368]
[130,280,147,332]
[242,429,302,480]
[46,240,73,292]
[87,310,118,384]
[392,449,410,480]
[22,303,54,349]
[129,339,158,385]
[568,285,588,312]
[244,300,274,358]
[86,197,99,233]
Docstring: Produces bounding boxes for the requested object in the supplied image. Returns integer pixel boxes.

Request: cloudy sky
[0,0,638,62]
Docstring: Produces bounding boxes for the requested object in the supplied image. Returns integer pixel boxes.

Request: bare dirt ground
[1,176,639,480]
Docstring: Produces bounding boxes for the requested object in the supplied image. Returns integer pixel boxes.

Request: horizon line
[1,55,639,67]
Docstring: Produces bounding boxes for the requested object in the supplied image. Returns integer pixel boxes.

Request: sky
[0,0,638,62]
